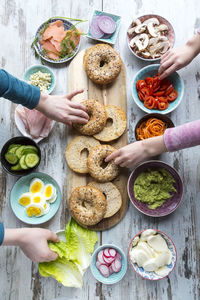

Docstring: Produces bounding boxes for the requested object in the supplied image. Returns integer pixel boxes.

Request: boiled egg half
[29,178,44,194]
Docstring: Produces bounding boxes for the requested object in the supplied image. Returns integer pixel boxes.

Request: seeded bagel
[87,145,119,182]
[73,99,107,135]
[65,136,100,173]
[88,181,122,218]
[94,105,127,142]
[83,44,122,85]
[69,185,107,226]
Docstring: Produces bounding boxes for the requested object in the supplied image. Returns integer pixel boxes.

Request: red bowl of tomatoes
[132,64,184,114]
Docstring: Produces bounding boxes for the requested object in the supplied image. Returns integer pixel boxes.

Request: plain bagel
[88,181,122,218]
[65,136,100,173]
[73,99,107,135]
[94,105,127,142]
[87,144,119,182]
[69,185,107,226]
[83,44,122,85]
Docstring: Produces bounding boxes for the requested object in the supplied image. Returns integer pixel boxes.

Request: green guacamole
[134,168,177,209]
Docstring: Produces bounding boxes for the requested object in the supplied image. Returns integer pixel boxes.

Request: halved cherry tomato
[153,90,165,96]
[164,85,174,96]
[158,102,169,110]
[138,91,145,101]
[167,90,178,102]
[158,96,168,103]
[160,79,171,90]
[144,96,155,109]
[140,87,150,97]
[154,97,159,109]
[136,80,146,90]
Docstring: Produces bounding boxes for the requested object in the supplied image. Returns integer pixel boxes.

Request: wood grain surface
[67,49,128,231]
[0,0,200,300]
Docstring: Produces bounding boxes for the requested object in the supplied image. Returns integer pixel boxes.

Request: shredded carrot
[136,118,167,140]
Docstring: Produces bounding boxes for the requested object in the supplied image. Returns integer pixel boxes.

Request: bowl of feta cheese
[24,65,56,94]
[128,229,177,280]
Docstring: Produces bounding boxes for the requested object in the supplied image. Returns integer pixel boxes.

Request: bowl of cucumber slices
[1,136,41,176]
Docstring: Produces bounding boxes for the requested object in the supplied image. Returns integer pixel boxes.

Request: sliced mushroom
[147,22,159,37]
[140,51,151,58]
[128,27,136,37]
[131,18,141,27]
[156,24,169,33]
[130,33,149,51]
[134,23,147,34]
[143,18,160,25]
[148,36,168,46]
[149,41,170,55]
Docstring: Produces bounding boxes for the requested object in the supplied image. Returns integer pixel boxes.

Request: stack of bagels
[65,44,126,227]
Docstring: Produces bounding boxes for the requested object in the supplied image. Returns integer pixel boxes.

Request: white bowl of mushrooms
[127,14,175,61]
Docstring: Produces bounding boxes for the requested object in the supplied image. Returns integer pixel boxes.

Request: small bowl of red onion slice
[87,10,121,45]
[90,244,127,284]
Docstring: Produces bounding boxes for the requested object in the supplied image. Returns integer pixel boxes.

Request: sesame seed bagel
[94,105,127,142]
[88,181,122,218]
[83,44,122,85]
[65,136,100,173]
[73,99,107,135]
[69,185,107,226]
[87,145,119,182]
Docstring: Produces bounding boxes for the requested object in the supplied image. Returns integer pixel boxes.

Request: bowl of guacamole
[127,160,183,217]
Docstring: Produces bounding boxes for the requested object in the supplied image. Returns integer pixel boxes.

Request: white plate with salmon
[32,17,82,64]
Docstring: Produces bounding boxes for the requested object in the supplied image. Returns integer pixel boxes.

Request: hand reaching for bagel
[36,89,89,126]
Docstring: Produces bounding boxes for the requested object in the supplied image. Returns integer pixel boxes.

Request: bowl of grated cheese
[24,65,56,94]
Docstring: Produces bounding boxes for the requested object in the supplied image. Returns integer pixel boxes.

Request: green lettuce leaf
[65,218,98,271]
[38,218,98,287]
[39,257,83,288]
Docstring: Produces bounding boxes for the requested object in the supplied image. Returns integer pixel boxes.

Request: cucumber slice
[19,155,28,169]
[25,153,39,168]
[5,152,19,165]
[24,146,38,153]
[22,148,38,155]
[8,144,21,151]
[15,146,26,159]
[11,163,23,171]
[8,146,20,154]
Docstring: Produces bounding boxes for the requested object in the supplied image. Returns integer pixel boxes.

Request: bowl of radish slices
[90,244,127,284]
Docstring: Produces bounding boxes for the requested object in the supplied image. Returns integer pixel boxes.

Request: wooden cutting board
[67,48,128,231]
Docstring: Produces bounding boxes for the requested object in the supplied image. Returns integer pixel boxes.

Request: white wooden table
[0,1,200,299]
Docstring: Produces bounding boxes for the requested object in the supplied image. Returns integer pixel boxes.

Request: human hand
[36,89,89,126]
[158,34,200,80]
[3,228,59,262]
[105,136,167,168]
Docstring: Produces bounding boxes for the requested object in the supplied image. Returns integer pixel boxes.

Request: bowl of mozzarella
[128,229,177,280]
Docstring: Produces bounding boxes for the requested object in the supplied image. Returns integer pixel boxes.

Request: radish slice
[96,260,102,269]
[109,265,114,275]
[99,264,110,277]
[97,250,105,264]
[116,252,122,260]
[90,16,104,39]
[103,248,111,258]
[97,15,116,34]
[103,255,115,265]
[108,248,117,258]
[112,258,122,273]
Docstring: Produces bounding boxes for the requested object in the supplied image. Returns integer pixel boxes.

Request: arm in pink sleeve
[164,120,200,152]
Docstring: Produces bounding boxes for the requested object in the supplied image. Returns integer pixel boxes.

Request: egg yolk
[19,196,31,206]
[27,207,42,217]
[31,182,42,193]
[33,196,41,203]
[44,203,47,209]
[45,186,52,198]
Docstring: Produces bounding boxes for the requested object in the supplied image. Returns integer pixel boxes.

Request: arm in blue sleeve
[0,221,4,246]
[0,69,41,109]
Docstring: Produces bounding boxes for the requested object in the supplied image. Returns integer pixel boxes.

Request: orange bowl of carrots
[135,113,174,141]
[132,64,184,114]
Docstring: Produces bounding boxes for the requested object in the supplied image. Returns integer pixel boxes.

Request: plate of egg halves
[10,172,61,224]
